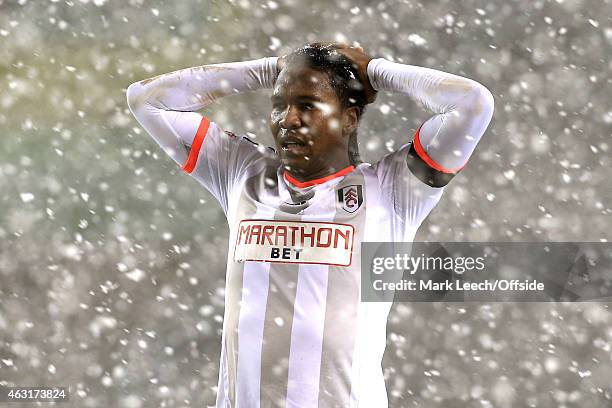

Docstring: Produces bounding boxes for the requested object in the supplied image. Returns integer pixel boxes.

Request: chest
[226,170,394,266]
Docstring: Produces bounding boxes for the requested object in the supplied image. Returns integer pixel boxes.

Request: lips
[279,133,309,154]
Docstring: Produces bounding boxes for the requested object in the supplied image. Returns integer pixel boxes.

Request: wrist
[366,58,387,92]
[361,61,378,104]
[255,56,280,88]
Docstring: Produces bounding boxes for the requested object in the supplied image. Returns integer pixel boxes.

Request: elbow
[478,85,495,119]
[126,82,143,114]
[127,80,168,116]
[467,83,494,122]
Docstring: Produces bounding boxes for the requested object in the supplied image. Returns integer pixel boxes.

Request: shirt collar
[283,165,355,188]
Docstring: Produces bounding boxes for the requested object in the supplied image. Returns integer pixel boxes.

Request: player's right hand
[310,42,378,104]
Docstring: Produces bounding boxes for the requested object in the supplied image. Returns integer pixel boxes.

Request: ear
[342,106,360,137]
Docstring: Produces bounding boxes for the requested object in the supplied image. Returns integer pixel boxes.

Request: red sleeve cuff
[182,117,211,174]
[413,126,464,174]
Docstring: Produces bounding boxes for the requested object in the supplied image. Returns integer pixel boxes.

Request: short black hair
[283,44,368,165]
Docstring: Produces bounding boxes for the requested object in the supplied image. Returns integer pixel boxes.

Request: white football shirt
[184,117,443,407]
[126,54,494,407]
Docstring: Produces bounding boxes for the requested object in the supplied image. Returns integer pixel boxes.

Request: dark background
[0,0,610,406]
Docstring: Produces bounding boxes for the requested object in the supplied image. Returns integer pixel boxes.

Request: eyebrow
[271,94,322,102]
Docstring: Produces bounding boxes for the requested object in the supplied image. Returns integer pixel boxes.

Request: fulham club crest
[338,185,363,213]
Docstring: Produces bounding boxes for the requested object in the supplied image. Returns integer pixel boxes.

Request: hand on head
[277,41,378,104]
[319,42,377,104]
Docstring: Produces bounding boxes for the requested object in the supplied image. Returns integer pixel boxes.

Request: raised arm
[126,57,279,169]
[366,58,494,185]
[126,57,279,213]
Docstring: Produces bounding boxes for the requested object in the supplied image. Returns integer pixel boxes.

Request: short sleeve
[126,80,268,214]
[182,117,265,214]
[373,142,444,232]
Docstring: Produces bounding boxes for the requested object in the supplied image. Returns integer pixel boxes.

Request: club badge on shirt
[338,185,363,213]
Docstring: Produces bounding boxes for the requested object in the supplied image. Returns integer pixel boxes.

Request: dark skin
[271,43,376,182]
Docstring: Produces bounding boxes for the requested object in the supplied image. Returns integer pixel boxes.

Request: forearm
[127,57,279,112]
[126,57,278,166]
[367,58,494,170]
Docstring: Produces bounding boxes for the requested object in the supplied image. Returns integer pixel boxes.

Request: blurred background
[0,0,611,406]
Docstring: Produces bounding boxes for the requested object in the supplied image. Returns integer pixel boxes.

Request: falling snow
[0,0,611,407]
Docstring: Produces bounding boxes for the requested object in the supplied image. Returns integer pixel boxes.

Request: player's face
[270,66,356,178]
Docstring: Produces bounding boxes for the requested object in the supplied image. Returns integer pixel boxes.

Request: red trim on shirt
[284,165,355,188]
[413,126,464,174]
[182,117,211,174]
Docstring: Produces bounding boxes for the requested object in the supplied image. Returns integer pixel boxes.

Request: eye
[301,103,314,110]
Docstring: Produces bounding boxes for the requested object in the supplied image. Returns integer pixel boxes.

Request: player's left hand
[310,42,378,104]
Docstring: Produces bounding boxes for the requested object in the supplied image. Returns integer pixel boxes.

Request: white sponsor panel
[233,219,355,266]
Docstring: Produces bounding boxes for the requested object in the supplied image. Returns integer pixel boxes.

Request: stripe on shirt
[349,164,394,407]
[259,214,301,407]
[285,194,336,407]
[221,172,264,407]
[235,200,276,406]
[317,169,366,407]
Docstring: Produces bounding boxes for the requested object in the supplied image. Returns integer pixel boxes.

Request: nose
[279,105,301,130]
